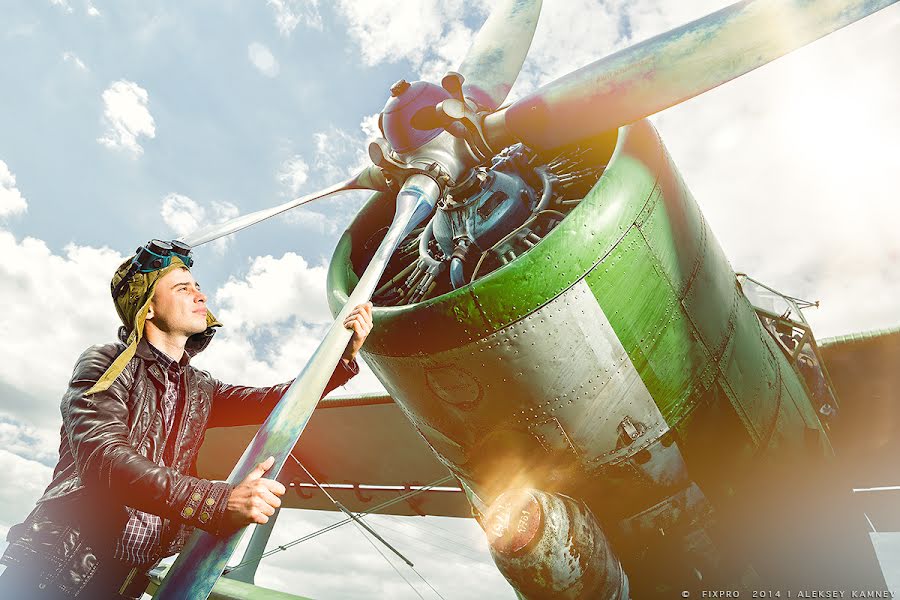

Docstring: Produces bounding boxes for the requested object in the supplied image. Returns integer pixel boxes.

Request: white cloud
[86,2,100,17]
[312,123,370,182]
[214,252,331,329]
[277,155,309,195]
[62,51,87,71]
[49,0,73,14]
[335,0,486,77]
[313,130,349,182]
[248,42,279,78]
[193,251,383,393]
[0,450,53,533]
[278,119,378,234]
[0,418,59,467]
[160,193,204,236]
[505,0,624,99]
[160,193,239,254]
[267,0,322,36]
[0,161,27,218]
[359,112,381,145]
[416,20,476,84]
[97,80,156,157]
[0,231,123,424]
[283,209,337,235]
[278,146,374,235]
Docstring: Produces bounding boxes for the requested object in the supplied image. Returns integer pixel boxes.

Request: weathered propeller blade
[457,0,542,110]
[153,174,440,600]
[179,165,389,247]
[484,0,899,151]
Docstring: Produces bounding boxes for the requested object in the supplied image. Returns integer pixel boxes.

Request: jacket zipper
[158,369,193,557]
[170,369,192,468]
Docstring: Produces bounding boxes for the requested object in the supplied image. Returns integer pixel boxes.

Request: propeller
[156,4,546,590]
[457,0,543,110]
[154,175,439,600]
[483,0,899,151]
[179,164,390,247]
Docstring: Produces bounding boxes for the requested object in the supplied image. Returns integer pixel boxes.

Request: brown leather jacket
[0,338,357,596]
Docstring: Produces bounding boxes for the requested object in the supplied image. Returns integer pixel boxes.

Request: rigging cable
[369,513,488,549]
[223,473,455,574]
[290,454,414,567]
[364,522,498,574]
[355,517,427,600]
[291,454,447,600]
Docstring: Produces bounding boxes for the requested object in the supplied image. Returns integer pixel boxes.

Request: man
[0,240,374,598]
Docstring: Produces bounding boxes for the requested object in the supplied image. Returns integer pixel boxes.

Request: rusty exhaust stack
[483,488,629,600]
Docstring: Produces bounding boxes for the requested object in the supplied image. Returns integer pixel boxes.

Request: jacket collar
[135,337,191,368]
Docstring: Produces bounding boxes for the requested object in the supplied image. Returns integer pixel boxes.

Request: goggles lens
[134,239,194,272]
[112,239,194,299]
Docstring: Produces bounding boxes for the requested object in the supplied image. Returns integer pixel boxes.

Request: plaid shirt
[113,344,184,564]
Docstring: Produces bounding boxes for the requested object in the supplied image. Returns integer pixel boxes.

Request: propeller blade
[484,0,898,151]
[457,0,542,110]
[179,165,389,247]
[153,174,440,600]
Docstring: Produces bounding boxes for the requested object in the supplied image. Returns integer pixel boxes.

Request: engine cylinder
[483,488,629,600]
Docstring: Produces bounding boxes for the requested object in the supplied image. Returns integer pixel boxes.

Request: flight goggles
[111,239,194,298]
[132,239,193,272]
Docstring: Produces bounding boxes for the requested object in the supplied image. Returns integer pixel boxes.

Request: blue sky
[0,0,898,598]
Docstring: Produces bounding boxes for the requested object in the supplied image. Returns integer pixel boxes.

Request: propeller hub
[380,80,451,154]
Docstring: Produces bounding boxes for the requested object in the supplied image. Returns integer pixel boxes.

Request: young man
[0,240,373,598]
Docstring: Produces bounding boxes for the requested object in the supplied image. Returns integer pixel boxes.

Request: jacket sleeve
[206,358,359,429]
[61,344,233,537]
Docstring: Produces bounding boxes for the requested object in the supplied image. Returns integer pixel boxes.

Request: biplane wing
[196,392,471,518]
[819,326,900,532]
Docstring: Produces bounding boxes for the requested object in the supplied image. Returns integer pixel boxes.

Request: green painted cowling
[326,119,828,524]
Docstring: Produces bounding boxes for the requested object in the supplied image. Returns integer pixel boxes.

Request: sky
[0,0,898,598]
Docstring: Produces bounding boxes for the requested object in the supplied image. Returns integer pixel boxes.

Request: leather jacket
[1,337,357,596]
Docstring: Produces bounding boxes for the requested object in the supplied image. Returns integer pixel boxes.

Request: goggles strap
[111,261,141,300]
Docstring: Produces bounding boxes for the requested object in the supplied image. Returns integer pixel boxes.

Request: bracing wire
[355,520,427,600]
[400,516,485,546]
[291,454,446,600]
[365,522,499,574]
[409,564,449,600]
[290,454,414,567]
[369,513,487,551]
[223,474,455,574]
[372,521,490,562]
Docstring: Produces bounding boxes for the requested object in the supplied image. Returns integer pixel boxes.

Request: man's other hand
[342,302,373,363]
[225,456,285,528]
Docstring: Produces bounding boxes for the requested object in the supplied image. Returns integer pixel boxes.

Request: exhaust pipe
[483,488,629,600]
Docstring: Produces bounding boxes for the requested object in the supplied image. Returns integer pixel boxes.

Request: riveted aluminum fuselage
[327,119,829,527]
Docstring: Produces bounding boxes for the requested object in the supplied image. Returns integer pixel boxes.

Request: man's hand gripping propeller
[224,302,372,531]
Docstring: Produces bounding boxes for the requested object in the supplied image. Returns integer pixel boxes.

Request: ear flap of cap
[91,257,190,395]
[186,310,222,356]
